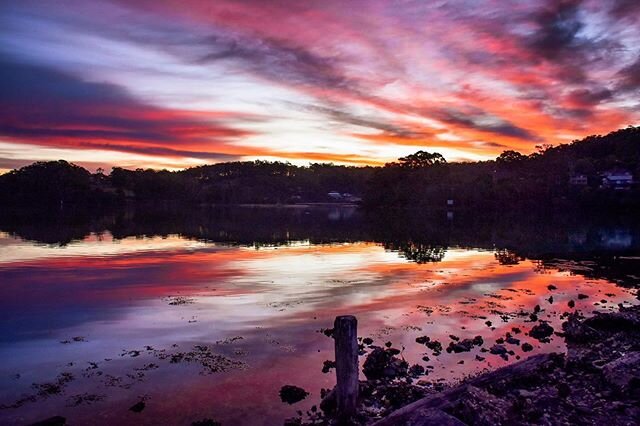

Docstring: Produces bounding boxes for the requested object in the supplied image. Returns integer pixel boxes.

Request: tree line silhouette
[1,126,639,210]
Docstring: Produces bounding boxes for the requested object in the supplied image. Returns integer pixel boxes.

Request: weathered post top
[334,315,359,424]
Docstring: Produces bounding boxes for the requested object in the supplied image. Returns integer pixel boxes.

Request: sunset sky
[1,0,639,172]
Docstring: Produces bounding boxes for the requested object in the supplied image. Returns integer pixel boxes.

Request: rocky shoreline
[290,305,640,425]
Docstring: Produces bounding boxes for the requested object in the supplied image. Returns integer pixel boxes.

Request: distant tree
[496,150,526,163]
[534,144,554,155]
[398,151,446,169]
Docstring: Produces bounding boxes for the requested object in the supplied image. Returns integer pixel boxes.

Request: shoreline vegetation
[1,126,640,211]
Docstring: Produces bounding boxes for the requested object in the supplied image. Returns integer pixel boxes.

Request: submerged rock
[409,364,425,377]
[447,339,475,353]
[415,336,429,344]
[129,401,145,413]
[521,342,534,352]
[321,360,336,374]
[529,322,554,341]
[489,345,507,355]
[425,340,443,356]
[280,385,309,404]
[191,419,221,426]
[363,347,409,380]
[29,417,66,426]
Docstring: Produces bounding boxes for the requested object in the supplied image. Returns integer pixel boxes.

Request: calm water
[0,206,638,425]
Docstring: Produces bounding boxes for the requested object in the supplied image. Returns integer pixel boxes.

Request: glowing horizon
[1,0,639,173]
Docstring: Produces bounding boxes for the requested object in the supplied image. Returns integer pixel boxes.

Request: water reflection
[0,206,638,425]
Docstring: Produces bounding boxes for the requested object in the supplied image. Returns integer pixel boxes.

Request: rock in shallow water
[280,385,309,404]
[529,322,554,341]
[29,417,66,426]
[129,401,145,413]
[489,344,507,355]
[363,347,409,380]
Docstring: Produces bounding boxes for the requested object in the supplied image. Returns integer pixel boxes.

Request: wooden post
[334,315,358,423]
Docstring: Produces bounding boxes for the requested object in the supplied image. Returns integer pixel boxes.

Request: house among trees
[327,191,362,203]
[601,169,634,190]
[569,173,588,186]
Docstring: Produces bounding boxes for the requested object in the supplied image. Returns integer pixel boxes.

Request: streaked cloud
[0,0,639,170]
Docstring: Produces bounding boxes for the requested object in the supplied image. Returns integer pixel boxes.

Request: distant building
[601,169,633,190]
[569,174,588,186]
[327,191,362,203]
[341,193,362,202]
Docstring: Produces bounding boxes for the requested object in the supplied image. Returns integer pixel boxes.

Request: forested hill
[0,159,374,206]
[0,126,639,209]
[363,126,640,210]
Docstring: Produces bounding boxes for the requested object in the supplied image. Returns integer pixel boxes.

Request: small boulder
[409,364,425,377]
[363,347,408,380]
[29,417,66,426]
[129,401,145,413]
[448,339,475,353]
[279,385,309,404]
[415,336,430,344]
[192,420,221,426]
[425,340,443,355]
[529,322,554,341]
[489,345,507,355]
[521,342,534,352]
[321,360,336,373]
